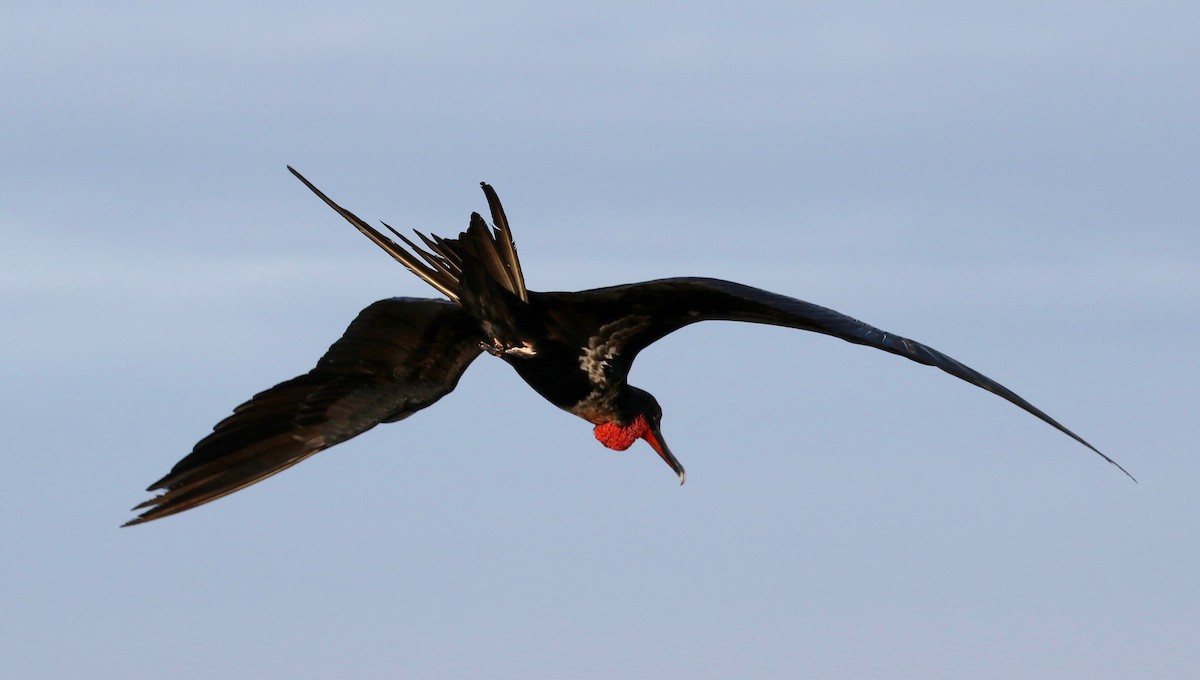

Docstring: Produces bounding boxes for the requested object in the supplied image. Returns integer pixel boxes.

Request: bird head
[592,387,686,484]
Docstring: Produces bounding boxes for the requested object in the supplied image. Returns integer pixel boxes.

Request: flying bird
[125,168,1133,525]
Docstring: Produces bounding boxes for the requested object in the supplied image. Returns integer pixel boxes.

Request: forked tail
[287,167,528,306]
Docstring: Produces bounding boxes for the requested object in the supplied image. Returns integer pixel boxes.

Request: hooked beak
[642,424,686,485]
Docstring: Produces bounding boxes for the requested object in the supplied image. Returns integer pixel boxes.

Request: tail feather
[480,182,527,302]
[287,166,461,302]
[415,230,465,273]
[288,168,529,307]
[387,225,461,281]
[464,213,524,301]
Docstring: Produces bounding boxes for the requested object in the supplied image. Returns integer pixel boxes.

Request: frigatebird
[125,168,1134,525]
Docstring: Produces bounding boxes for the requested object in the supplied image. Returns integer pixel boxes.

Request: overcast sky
[3,2,1198,678]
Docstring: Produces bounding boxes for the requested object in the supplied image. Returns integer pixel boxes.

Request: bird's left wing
[542,277,1133,480]
[125,298,484,525]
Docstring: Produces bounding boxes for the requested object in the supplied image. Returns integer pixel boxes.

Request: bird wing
[540,277,1133,480]
[126,298,484,525]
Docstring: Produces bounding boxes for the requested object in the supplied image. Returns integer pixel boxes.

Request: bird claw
[479,340,503,357]
[480,338,537,358]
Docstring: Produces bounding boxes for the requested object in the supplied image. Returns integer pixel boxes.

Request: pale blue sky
[3,2,1198,678]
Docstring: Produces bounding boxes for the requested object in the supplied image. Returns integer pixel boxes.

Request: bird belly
[504,349,607,418]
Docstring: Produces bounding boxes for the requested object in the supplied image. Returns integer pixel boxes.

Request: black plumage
[125,169,1132,525]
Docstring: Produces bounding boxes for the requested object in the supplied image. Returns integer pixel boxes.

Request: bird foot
[480,338,537,358]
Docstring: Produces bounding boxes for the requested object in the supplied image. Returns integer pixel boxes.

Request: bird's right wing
[545,277,1133,480]
[125,298,484,525]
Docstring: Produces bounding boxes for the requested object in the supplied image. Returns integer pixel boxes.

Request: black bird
[125,168,1133,525]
